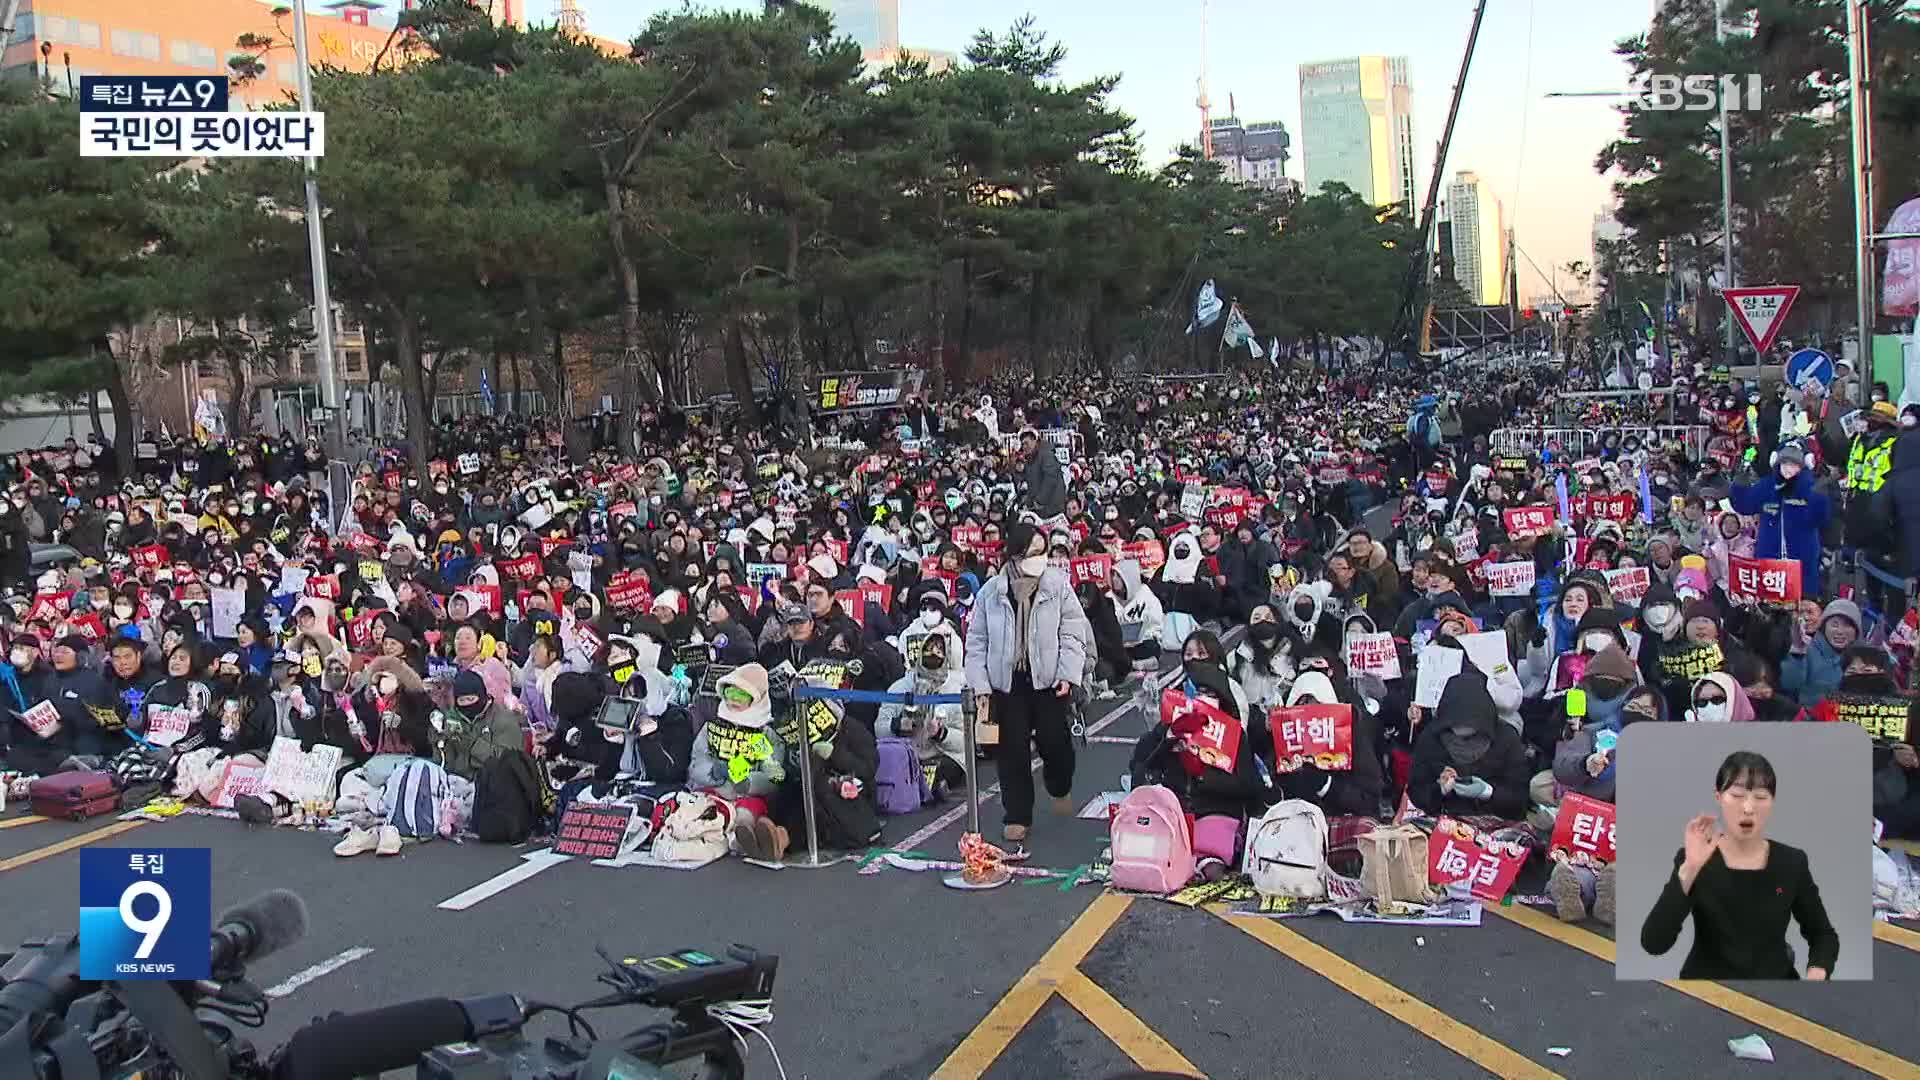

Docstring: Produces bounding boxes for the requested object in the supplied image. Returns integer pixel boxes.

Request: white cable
[707,999,788,1080]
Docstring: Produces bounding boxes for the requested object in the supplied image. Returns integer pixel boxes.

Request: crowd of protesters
[0,357,1914,917]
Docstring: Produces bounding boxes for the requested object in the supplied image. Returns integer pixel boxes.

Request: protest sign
[554,803,636,860]
[131,545,168,571]
[1121,539,1166,576]
[1179,484,1207,520]
[859,580,891,614]
[606,571,652,611]
[951,525,984,550]
[303,575,340,601]
[608,501,638,521]
[145,704,195,748]
[210,586,245,640]
[1451,525,1480,562]
[498,554,544,584]
[746,563,788,589]
[1268,703,1354,772]
[19,699,61,738]
[1344,632,1401,680]
[1413,647,1463,709]
[1604,567,1651,605]
[835,590,867,628]
[1160,689,1243,772]
[1657,641,1725,683]
[263,737,344,803]
[1458,631,1523,700]
[1070,553,1113,588]
[464,583,502,617]
[1549,793,1618,867]
[1728,556,1801,607]
[1484,561,1536,597]
[26,591,72,623]
[1503,506,1553,538]
[67,612,106,641]
[1427,817,1528,902]
[1819,692,1911,742]
[208,760,268,809]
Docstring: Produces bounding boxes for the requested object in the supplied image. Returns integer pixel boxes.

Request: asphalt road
[7,636,1920,1079]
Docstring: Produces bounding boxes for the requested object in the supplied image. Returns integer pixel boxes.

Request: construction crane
[1383,0,1488,367]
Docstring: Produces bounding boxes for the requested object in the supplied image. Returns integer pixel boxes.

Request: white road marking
[437,849,571,910]
[264,946,374,998]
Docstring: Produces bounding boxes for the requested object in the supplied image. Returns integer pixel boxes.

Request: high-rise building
[1204,115,1294,193]
[815,0,898,54]
[1446,171,1506,306]
[1297,55,1414,210]
[1591,208,1626,266]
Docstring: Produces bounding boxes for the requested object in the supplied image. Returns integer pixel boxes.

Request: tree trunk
[724,315,764,428]
[393,308,430,480]
[507,350,522,417]
[602,174,656,409]
[956,256,975,381]
[222,334,247,438]
[101,348,136,476]
[488,347,504,417]
[1027,271,1044,378]
[86,385,107,449]
[929,263,947,397]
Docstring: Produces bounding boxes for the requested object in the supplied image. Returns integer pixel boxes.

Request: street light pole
[1716,0,1736,361]
[290,0,343,459]
[1846,0,1876,408]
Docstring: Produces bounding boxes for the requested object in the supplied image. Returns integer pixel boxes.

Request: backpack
[1357,823,1435,905]
[1245,800,1329,899]
[471,750,546,844]
[874,737,928,815]
[1108,785,1194,894]
[652,791,729,863]
[383,759,449,838]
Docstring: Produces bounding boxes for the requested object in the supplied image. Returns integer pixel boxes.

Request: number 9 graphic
[120,880,172,960]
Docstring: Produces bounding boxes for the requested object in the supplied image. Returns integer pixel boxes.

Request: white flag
[1187,279,1223,334]
[1222,303,1260,357]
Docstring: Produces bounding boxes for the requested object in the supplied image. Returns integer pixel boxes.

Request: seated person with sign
[1130,630,1274,880]
[763,665,880,860]
[1408,631,1531,825]
[1270,649,1384,819]
[688,664,787,856]
[874,622,969,801]
[1794,645,1920,838]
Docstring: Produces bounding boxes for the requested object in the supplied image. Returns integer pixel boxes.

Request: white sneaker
[332,827,377,857]
[375,824,402,856]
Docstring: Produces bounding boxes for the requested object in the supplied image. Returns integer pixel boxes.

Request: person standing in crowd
[965,523,1092,842]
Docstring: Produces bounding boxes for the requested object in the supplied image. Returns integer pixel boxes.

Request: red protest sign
[973,541,1004,566]
[1503,506,1553,538]
[925,570,957,601]
[1315,466,1350,486]
[1160,689,1243,772]
[1070,553,1113,588]
[67,612,107,641]
[539,535,572,559]
[919,556,943,578]
[382,469,402,491]
[1728,555,1801,607]
[1549,792,1617,867]
[951,525,984,550]
[606,571,652,611]
[304,575,340,600]
[824,538,849,567]
[859,581,891,614]
[131,545,168,571]
[1423,471,1451,496]
[1427,817,1528,902]
[345,609,379,650]
[470,583,503,616]
[1268,703,1354,772]
[835,590,867,628]
[498,554,544,583]
[608,501,638,521]
[610,463,640,484]
[26,591,72,623]
[1120,540,1166,576]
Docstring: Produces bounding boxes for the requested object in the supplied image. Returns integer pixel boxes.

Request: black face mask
[1248,622,1280,643]
[922,651,946,671]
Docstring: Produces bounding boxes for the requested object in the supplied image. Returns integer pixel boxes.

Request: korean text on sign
[1727,555,1801,607]
[1502,506,1553,538]
[1267,703,1354,772]
[81,113,325,158]
[1548,793,1617,867]
[1426,817,1527,902]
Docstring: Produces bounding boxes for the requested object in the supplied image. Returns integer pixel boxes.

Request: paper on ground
[1727,1035,1773,1062]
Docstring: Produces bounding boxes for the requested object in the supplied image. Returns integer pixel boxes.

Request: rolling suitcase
[28,770,120,821]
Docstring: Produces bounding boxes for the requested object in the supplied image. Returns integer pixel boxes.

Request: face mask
[114,603,135,620]
[321,671,347,692]
[375,674,398,697]
[1690,700,1730,723]
[1017,555,1048,576]
[918,609,942,630]
[301,654,323,678]
[1642,603,1676,630]
[1249,622,1279,643]
[611,663,636,685]
[1582,632,1616,653]
[922,651,946,671]
[1905,416,1918,430]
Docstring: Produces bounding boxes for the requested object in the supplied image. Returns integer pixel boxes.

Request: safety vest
[1847,435,1893,494]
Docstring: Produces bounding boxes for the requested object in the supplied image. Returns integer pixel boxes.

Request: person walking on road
[1019,429,1067,522]
[966,523,1093,843]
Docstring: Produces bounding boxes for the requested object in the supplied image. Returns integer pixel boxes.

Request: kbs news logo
[1627,73,1763,112]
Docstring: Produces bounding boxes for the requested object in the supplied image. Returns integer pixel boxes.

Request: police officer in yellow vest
[1845,400,1899,555]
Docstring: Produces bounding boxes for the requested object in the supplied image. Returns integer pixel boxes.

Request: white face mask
[1690,701,1731,723]
[1905,415,1918,429]
[1642,603,1676,629]
[918,609,942,630]
[1779,463,1802,481]
[1017,555,1048,577]
[114,603,135,619]
[375,674,398,697]
[1582,632,1616,654]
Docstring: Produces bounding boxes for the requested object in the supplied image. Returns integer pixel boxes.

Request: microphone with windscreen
[208,889,309,973]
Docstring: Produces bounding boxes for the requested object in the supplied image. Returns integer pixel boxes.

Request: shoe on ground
[1197,856,1228,883]
[375,824,402,856]
[1593,865,1616,927]
[1547,860,1586,923]
[753,819,789,862]
[1051,795,1074,817]
[333,827,377,857]
[1003,823,1029,843]
[732,819,767,860]
[234,794,275,826]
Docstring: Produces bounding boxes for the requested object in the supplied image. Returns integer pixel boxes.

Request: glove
[1454,777,1494,800]
[811,740,834,761]
[1530,621,1547,649]
[565,726,582,746]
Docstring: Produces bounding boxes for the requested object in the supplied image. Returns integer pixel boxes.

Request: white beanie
[806,553,839,582]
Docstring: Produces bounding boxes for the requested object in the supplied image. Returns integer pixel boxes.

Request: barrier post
[789,696,829,869]
[961,691,981,837]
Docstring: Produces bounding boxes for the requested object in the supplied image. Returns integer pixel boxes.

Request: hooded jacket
[1684,672,1756,723]
[1729,467,1830,595]
[438,675,527,781]
[1112,558,1165,646]
[351,656,435,758]
[688,665,787,797]
[875,647,969,771]
[1779,600,1861,708]
[1272,668,1384,817]
[1409,660,1531,819]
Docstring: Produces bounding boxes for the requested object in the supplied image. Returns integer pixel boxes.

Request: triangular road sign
[1723,285,1801,355]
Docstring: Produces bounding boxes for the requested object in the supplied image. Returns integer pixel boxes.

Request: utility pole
[290,0,343,460]
[1846,0,1876,407]
[1715,0,1737,362]
[0,0,21,57]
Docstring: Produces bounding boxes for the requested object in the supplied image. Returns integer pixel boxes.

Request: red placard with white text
[1503,506,1553,538]
[835,590,867,629]
[304,575,340,601]
[498,554,544,584]
[859,581,891,614]
[1160,689,1243,772]
[1728,555,1801,607]
[1604,567,1650,605]
[1427,817,1528,901]
[26,591,72,623]
[1549,792,1618,867]
[1070,553,1113,588]
[1120,540,1165,576]
[131,545,168,571]
[1267,703,1354,772]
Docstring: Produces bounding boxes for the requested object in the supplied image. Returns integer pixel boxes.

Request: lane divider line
[1055,969,1202,1076]
[1872,920,1920,956]
[0,819,147,873]
[1224,914,1566,1080]
[0,814,49,830]
[1488,900,1915,1078]
[265,947,375,998]
[930,893,1134,1079]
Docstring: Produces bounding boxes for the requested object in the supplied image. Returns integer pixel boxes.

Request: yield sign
[1723,285,1801,355]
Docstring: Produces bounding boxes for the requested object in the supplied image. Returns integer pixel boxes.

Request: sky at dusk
[572,1,1661,301]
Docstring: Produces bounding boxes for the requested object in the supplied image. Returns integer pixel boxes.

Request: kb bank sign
[1627,72,1763,112]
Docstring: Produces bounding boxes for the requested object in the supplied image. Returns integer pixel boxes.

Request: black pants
[993,671,1076,827]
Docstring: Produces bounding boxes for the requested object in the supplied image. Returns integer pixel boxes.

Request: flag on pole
[1222,303,1262,358]
[1187,279,1223,334]
[480,369,496,414]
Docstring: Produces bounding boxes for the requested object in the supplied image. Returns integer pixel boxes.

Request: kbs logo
[1628,73,1762,112]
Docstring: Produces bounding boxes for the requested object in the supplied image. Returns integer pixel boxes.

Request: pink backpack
[1108,785,1194,894]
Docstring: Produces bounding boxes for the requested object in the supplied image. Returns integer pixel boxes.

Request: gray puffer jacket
[964,566,1093,694]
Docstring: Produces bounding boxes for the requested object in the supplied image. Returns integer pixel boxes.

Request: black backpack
[472,749,548,844]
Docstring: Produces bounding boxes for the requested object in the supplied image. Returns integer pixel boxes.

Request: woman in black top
[1640,751,1839,980]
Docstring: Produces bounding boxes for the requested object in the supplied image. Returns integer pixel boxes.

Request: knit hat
[451,668,489,707]
[1775,444,1806,468]
[1681,596,1721,628]
[1819,598,1863,634]
[1583,644,1638,687]
[806,553,839,582]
